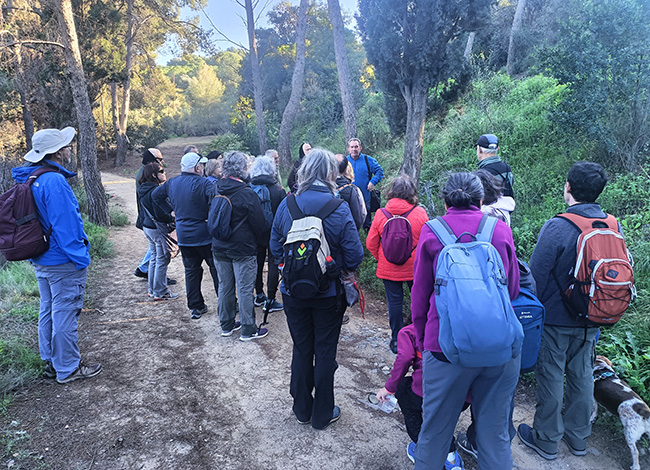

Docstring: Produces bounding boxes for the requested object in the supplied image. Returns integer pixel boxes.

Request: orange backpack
[556,213,635,325]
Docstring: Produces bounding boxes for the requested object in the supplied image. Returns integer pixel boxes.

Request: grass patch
[83,215,114,259]
[109,207,129,227]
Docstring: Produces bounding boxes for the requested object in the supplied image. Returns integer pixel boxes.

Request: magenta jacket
[384,324,423,397]
[411,206,520,354]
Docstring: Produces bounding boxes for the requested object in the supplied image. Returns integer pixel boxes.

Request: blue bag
[251,183,274,230]
[427,215,524,367]
[512,287,545,373]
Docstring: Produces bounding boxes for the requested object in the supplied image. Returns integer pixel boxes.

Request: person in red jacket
[366,175,429,353]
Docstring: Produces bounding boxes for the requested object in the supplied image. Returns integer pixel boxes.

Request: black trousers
[255,245,279,299]
[179,244,219,310]
[283,294,342,429]
[396,376,423,443]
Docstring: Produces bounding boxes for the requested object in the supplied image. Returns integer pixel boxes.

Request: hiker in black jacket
[476,134,515,199]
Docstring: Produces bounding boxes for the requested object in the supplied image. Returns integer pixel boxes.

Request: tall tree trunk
[52,0,110,226]
[507,0,526,76]
[399,78,428,183]
[464,32,476,61]
[277,0,309,171]
[13,45,35,149]
[110,82,128,166]
[114,0,134,166]
[327,0,357,143]
[244,0,268,154]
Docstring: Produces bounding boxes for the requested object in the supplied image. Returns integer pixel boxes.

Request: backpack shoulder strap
[426,217,456,247]
[403,205,417,217]
[556,212,618,232]
[315,198,343,220]
[286,193,304,220]
[380,208,392,219]
[364,155,373,177]
[27,166,58,185]
[475,214,498,243]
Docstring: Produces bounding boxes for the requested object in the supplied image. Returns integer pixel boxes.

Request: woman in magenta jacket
[411,172,520,470]
[366,175,429,354]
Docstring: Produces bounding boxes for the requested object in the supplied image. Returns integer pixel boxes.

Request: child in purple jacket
[377,323,465,469]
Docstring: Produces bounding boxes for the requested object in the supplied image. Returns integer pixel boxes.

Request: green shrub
[204,132,248,154]
[0,338,42,397]
[109,207,129,227]
[83,216,113,259]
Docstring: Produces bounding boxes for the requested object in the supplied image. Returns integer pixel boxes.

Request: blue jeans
[34,262,87,380]
[144,227,171,297]
[383,279,412,343]
[138,246,151,273]
[214,254,257,336]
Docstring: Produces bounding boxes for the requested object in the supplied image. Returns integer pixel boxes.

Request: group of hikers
[8,127,635,470]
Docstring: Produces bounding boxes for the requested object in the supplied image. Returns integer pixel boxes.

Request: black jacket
[212,177,266,257]
[286,157,303,193]
[137,181,159,230]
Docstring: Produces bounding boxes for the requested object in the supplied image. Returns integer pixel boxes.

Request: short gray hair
[250,156,276,179]
[297,148,338,194]
[265,149,279,159]
[183,144,199,155]
[221,151,249,180]
[205,158,222,178]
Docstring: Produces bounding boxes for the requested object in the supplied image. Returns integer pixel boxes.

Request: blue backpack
[251,183,274,230]
[427,215,524,367]
[513,260,545,373]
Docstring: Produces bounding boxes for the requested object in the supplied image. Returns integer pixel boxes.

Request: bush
[109,208,130,227]
[83,216,114,259]
[204,133,248,154]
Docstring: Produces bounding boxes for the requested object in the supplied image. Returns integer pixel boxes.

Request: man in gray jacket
[518,162,609,460]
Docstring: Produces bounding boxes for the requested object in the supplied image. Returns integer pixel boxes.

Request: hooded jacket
[366,198,429,281]
[11,161,90,269]
[137,181,160,230]
[211,177,266,257]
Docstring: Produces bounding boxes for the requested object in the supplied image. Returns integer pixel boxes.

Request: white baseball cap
[180,152,208,172]
[24,127,76,163]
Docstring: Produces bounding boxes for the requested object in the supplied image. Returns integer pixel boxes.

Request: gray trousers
[532,325,598,453]
[416,351,519,470]
[214,254,257,336]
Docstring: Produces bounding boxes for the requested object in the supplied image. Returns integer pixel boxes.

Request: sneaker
[240,327,269,342]
[445,450,464,470]
[517,424,557,460]
[264,299,284,313]
[407,442,416,463]
[56,361,102,384]
[221,322,242,337]
[456,432,478,459]
[296,415,310,425]
[166,278,177,285]
[562,436,587,456]
[191,305,208,320]
[134,268,148,279]
[254,293,268,307]
[342,314,350,325]
[314,405,341,430]
[153,292,179,301]
[147,292,153,298]
[43,361,56,379]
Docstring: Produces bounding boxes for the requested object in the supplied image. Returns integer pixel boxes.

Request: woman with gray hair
[270,148,364,430]
[212,151,268,341]
[250,156,287,313]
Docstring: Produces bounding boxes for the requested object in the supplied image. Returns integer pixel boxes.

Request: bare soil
[3,138,643,469]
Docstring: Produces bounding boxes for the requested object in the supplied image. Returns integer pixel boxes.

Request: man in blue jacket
[12,127,102,384]
[346,138,383,230]
[152,152,218,320]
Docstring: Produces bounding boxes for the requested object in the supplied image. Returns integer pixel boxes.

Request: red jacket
[366,198,429,281]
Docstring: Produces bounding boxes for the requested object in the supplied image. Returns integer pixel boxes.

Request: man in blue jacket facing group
[152,152,218,320]
[12,127,102,384]
[346,138,384,230]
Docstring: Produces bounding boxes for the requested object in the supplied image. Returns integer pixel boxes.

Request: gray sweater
[530,203,611,327]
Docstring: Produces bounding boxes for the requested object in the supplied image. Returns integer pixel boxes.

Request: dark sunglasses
[158,169,165,174]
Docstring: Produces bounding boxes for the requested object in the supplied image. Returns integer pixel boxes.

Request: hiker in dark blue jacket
[152,152,218,320]
[346,138,384,230]
[270,148,364,430]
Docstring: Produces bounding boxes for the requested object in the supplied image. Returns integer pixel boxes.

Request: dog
[592,355,650,470]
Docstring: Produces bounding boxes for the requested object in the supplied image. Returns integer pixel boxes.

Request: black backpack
[282,194,342,299]
[0,166,58,261]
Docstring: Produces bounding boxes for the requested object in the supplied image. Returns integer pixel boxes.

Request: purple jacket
[384,324,423,397]
[411,206,520,353]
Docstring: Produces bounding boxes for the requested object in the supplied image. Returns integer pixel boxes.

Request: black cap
[477,134,499,150]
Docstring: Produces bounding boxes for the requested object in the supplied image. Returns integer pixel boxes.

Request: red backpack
[556,212,635,325]
[380,206,416,265]
[0,166,57,261]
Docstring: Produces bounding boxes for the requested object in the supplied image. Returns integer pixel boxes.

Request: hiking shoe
[264,299,284,313]
[240,327,269,342]
[191,305,208,320]
[562,436,587,456]
[56,361,102,384]
[147,292,153,298]
[456,432,478,459]
[153,292,179,301]
[43,362,56,379]
[342,314,350,325]
[254,293,268,307]
[407,441,416,463]
[166,277,177,285]
[445,450,464,470]
[517,424,557,460]
[314,405,341,430]
[221,322,242,337]
[134,268,148,279]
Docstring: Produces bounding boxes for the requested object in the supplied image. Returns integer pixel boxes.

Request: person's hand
[376,387,392,403]
[367,182,375,191]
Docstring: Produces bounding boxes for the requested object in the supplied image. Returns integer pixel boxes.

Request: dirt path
[5,139,637,469]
